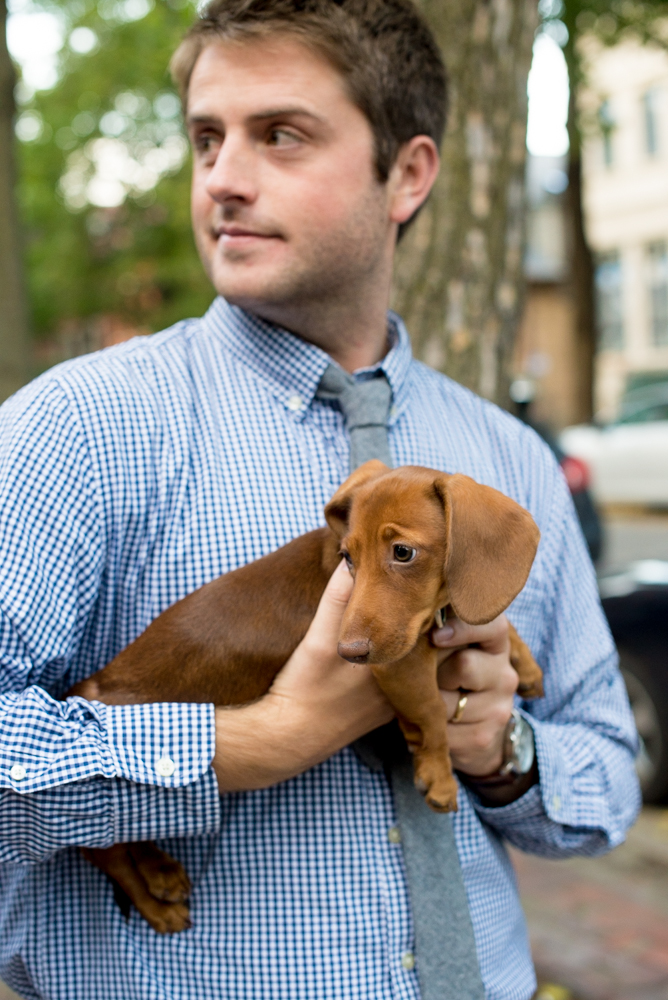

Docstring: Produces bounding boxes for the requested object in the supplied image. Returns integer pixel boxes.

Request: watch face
[506,712,535,775]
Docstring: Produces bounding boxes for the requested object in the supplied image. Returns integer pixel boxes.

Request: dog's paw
[139,898,192,934]
[413,755,458,813]
[517,677,544,699]
[425,779,459,813]
[129,842,191,903]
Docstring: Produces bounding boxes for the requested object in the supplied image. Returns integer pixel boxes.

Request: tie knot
[317,365,392,431]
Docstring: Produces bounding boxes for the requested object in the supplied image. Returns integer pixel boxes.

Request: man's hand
[433,614,518,778]
[212,561,393,793]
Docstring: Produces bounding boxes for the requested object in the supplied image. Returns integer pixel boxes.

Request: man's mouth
[213,225,281,245]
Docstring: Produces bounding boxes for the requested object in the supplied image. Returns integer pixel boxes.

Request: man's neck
[234,269,393,373]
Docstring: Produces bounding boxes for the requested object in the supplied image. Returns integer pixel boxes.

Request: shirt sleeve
[470,447,641,856]
[0,379,221,863]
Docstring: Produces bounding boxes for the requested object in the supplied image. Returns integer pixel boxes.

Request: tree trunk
[563,45,595,424]
[0,0,30,402]
[392,0,538,407]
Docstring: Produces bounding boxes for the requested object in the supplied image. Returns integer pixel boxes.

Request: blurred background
[2,0,668,997]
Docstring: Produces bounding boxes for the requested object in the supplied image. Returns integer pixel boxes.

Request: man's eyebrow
[186,107,325,128]
[247,107,325,124]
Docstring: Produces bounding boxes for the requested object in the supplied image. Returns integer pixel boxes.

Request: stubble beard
[196,189,391,333]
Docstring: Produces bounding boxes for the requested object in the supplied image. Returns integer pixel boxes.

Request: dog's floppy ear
[325,460,390,538]
[434,473,540,625]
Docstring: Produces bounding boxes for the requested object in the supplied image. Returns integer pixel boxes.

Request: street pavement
[513,808,668,1000]
[600,508,668,571]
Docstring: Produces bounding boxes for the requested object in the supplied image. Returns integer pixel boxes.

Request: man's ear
[434,473,540,625]
[388,135,440,227]
[324,460,390,538]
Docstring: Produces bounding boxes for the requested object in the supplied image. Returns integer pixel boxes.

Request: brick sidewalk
[512,808,668,1000]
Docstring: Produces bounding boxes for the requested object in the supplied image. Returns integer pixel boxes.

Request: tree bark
[0,0,30,402]
[563,44,595,424]
[392,0,538,407]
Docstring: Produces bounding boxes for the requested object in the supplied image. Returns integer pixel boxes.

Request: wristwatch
[459,709,536,793]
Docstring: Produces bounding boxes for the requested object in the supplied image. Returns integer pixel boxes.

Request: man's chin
[208,265,305,317]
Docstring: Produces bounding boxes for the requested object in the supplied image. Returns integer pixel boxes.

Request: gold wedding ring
[451,691,468,723]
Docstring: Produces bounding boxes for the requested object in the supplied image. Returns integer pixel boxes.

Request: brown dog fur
[69,462,542,932]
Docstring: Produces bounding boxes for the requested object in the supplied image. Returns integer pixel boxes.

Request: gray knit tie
[316,363,485,1000]
[316,364,392,472]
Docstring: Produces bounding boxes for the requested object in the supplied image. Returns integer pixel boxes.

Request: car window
[618,403,668,424]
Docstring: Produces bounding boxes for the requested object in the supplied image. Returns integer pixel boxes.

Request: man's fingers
[438,645,519,695]
[303,559,352,652]
[432,613,509,652]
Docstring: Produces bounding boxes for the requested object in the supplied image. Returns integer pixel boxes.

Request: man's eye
[195,133,219,156]
[268,127,299,147]
[393,545,416,563]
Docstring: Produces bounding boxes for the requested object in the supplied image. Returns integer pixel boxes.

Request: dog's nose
[338,639,370,663]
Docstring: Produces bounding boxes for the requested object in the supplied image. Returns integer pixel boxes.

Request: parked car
[599,560,668,803]
[511,379,603,563]
[560,374,668,506]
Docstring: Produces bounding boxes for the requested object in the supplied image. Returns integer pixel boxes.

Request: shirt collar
[203,297,413,421]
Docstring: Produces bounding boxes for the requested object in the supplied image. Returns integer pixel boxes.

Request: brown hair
[170,0,447,184]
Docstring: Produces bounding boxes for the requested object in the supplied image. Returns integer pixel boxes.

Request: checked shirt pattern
[0,298,640,1000]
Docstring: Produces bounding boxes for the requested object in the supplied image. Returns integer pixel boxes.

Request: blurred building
[33,314,147,375]
[514,154,577,429]
[583,40,668,422]
[516,40,668,429]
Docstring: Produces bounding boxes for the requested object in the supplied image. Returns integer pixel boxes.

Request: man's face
[187,34,393,320]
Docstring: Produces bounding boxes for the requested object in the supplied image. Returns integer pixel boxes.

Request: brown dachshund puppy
[69,461,543,933]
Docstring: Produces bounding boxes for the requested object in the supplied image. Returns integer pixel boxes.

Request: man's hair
[170,0,448,183]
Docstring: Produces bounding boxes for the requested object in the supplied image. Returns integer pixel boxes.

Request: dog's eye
[393,545,416,563]
[340,550,354,567]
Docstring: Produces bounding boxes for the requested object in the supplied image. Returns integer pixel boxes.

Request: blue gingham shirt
[0,298,640,1000]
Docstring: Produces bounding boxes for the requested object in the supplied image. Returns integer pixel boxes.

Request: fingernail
[436,625,455,640]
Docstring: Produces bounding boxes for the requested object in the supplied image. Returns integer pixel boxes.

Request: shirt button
[10,764,26,781]
[401,951,416,971]
[387,826,401,844]
[287,394,304,411]
[552,794,562,812]
[390,405,398,420]
[156,757,176,777]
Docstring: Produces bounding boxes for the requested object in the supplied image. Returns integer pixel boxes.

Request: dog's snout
[338,639,370,663]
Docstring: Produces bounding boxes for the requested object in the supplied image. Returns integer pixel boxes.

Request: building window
[599,100,615,168]
[642,88,660,157]
[647,242,668,346]
[595,252,624,350]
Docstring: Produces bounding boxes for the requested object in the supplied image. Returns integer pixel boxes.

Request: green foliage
[15,0,214,339]
[534,0,667,155]
[541,0,668,80]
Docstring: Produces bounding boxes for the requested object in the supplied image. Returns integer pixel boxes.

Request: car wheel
[620,648,668,804]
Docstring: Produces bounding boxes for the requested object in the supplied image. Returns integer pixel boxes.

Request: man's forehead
[186,35,348,119]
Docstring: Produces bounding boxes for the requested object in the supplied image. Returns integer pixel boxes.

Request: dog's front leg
[507,622,544,698]
[371,637,458,813]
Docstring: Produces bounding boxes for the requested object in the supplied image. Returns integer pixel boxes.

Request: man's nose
[206,134,258,204]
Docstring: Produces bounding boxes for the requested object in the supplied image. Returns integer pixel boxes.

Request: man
[0,0,639,998]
